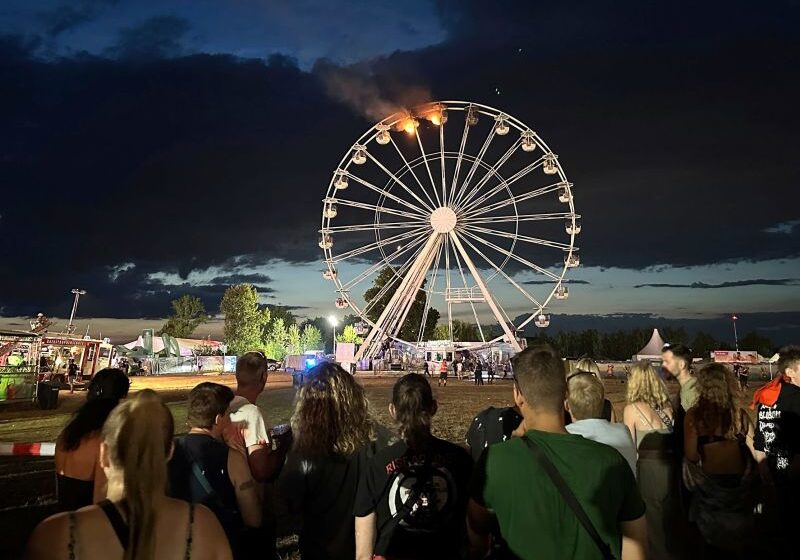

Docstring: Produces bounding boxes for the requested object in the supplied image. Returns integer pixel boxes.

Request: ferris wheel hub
[430,206,457,234]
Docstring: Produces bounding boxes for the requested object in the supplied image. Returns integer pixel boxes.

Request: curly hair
[693,363,746,439]
[626,361,672,412]
[290,362,374,456]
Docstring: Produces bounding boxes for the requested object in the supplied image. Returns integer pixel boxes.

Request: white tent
[123,336,222,357]
[632,329,666,361]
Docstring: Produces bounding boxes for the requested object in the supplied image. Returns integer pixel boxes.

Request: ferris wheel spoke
[324,197,427,221]
[461,229,561,281]
[439,123,447,209]
[390,139,439,211]
[365,150,436,213]
[323,220,426,234]
[341,235,427,291]
[462,212,576,226]
[347,173,429,216]
[464,181,567,218]
[450,239,486,342]
[447,113,471,207]
[417,236,445,343]
[464,225,573,251]
[414,128,442,207]
[458,233,544,308]
[459,154,545,214]
[444,234,453,340]
[454,138,522,213]
[362,239,430,315]
[450,127,496,210]
[330,227,428,263]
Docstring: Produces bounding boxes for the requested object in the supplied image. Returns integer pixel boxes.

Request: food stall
[0,330,42,403]
[40,335,115,386]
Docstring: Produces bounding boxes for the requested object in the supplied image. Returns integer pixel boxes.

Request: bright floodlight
[328,315,338,326]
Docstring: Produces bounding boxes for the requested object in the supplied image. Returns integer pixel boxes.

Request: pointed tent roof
[633,329,666,361]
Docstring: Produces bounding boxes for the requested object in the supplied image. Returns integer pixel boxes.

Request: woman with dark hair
[683,363,757,554]
[355,373,473,560]
[55,368,130,510]
[277,362,383,560]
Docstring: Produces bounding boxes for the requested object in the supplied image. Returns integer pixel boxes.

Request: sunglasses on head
[566,370,596,382]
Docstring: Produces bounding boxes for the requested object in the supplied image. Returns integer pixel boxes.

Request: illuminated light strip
[0,442,56,456]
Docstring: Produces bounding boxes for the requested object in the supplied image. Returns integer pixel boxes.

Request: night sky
[1,0,798,344]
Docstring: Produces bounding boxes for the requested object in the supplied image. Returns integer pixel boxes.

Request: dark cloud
[105,15,190,59]
[1,0,799,318]
[207,273,273,285]
[523,279,591,285]
[39,1,118,38]
[634,279,800,289]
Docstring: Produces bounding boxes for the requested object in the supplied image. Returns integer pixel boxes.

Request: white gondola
[334,170,349,190]
[324,203,337,218]
[466,105,479,126]
[375,125,391,145]
[351,145,367,165]
[543,154,558,175]
[554,284,569,300]
[566,218,581,235]
[495,115,509,135]
[318,234,332,250]
[535,314,550,328]
[558,185,572,203]
[335,297,349,309]
[521,130,537,152]
[565,253,580,267]
[322,268,337,280]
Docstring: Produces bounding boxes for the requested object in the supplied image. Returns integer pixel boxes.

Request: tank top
[67,499,195,559]
[168,434,242,551]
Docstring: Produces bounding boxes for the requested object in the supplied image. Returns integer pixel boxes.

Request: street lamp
[328,315,338,356]
[67,289,86,335]
[731,314,739,351]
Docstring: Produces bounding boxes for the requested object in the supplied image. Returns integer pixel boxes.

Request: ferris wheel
[319,101,580,360]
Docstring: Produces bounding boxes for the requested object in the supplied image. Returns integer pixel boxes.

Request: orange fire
[398,117,418,134]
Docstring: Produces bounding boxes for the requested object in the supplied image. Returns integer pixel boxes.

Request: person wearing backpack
[168,383,262,559]
[355,373,473,560]
[467,348,648,560]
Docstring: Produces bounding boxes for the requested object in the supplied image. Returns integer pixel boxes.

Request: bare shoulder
[191,504,233,560]
[26,511,70,560]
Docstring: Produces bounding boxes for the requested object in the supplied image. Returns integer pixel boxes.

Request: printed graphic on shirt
[758,404,789,470]
[385,459,458,532]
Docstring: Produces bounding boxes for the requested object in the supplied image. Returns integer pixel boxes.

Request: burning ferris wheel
[319,101,580,360]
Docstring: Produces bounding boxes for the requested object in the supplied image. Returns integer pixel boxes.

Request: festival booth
[632,329,666,362]
[40,335,115,386]
[0,330,42,403]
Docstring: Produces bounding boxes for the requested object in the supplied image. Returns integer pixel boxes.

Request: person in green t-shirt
[467,347,647,560]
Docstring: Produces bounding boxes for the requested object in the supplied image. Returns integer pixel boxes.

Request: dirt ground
[0,372,759,558]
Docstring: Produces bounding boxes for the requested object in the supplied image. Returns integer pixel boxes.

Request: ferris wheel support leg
[389,240,441,340]
[448,232,522,353]
[355,232,441,362]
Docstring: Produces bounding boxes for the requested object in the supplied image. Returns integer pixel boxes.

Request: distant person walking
[438,359,448,387]
[474,362,484,386]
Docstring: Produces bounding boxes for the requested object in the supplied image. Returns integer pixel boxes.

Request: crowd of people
[24,343,800,559]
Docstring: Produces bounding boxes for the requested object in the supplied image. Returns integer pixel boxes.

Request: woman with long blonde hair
[683,364,757,552]
[27,390,231,560]
[623,361,681,560]
[277,362,379,560]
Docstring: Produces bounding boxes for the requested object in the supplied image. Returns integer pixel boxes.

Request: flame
[400,118,418,134]
[430,113,441,126]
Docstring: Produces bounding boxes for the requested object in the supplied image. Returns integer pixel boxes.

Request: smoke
[314,60,431,123]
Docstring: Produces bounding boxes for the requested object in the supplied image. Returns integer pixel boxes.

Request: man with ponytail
[27,389,232,560]
[354,373,473,560]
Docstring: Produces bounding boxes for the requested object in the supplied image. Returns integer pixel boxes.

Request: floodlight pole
[732,315,739,352]
[67,289,86,335]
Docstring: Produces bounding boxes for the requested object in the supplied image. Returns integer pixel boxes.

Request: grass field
[0,371,756,558]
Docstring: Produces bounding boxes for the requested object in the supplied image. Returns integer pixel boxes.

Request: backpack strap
[521,436,614,560]
[97,499,129,550]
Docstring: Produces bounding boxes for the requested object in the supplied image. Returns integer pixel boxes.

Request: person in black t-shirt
[465,406,523,462]
[354,374,473,560]
[752,346,800,554]
[277,362,390,560]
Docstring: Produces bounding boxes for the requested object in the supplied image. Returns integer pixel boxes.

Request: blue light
[305,358,317,369]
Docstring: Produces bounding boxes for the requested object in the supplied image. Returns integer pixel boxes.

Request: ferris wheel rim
[319,100,580,350]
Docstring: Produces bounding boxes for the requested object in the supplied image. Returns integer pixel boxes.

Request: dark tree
[363,268,439,341]
[158,294,207,338]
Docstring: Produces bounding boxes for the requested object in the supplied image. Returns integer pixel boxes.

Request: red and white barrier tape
[0,442,56,456]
